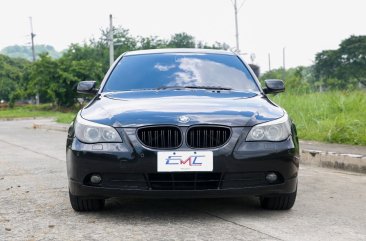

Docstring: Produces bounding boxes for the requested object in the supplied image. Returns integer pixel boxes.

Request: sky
[0,0,365,71]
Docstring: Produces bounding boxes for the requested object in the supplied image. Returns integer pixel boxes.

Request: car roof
[123,48,236,56]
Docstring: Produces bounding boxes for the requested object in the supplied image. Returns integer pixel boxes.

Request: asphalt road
[0,119,365,241]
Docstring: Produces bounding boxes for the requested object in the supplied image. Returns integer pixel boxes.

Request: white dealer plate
[157,151,213,172]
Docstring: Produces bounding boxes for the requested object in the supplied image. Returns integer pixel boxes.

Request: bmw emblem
[178,115,190,123]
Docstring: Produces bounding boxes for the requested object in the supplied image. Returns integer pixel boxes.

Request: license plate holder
[157,151,213,172]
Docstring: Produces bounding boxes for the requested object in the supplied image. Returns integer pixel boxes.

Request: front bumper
[68,177,298,199]
[66,127,299,198]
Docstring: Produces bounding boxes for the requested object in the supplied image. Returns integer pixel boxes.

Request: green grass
[0,104,76,124]
[271,90,366,145]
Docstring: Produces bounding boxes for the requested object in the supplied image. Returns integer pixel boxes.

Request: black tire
[260,189,297,210]
[69,191,105,212]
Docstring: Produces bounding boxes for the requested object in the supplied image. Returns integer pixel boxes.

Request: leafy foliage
[168,33,195,48]
[314,35,366,89]
[138,36,169,50]
[1,30,366,146]
[0,55,30,102]
[260,35,366,92]
[28,53,59,103]
[0,28,231,107]
[260,66,313,93]
[2,29,365,107]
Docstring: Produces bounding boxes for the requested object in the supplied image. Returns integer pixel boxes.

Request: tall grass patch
[0,104,76,124]
[271,91,366,145]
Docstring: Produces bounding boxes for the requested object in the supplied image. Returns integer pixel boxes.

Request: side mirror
[77,81,98,95]
[263,79,285,94]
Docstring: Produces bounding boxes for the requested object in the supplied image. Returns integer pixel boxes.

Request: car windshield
[103,53,259,92]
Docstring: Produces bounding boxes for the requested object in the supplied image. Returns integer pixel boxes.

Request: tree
[112,27,138,58]
[56,44,105,107]
[168,32,195,48]
[138,36,169,49]
[28,53,60,104]
[260,66,311,93]
[3,27,254,107]
[338,35,366,86]
[0,54,30,102]
[314,35,366,89]
[196,41,230,50]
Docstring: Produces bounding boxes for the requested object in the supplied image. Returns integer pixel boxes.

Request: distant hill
[0,44,61,60]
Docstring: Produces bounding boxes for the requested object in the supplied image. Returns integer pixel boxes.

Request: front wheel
[260,189,297,210]
[69,191,105,212]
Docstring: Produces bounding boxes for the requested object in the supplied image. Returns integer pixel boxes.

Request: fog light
[90,174,102,184]
[265,172,278,183]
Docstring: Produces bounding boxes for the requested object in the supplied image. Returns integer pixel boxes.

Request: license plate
[157,151,213,172]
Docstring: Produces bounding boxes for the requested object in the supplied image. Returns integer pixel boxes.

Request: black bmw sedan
[66,49,299,211]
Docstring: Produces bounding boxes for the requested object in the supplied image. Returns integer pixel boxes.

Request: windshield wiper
[111,86,234,91]
[157,85,233,91]
[156,86,186,90]
[183,86,233,90]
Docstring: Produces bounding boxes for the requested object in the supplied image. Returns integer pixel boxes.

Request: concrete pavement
[300,140,366,173]
[300,140,366,156]
[0,119,366,241]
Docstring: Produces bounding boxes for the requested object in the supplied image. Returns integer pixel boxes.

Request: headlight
[246,114,291,142]
[74,115,122,143]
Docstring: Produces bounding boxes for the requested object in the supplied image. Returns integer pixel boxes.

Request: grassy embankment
[271,90,366,145]
[0,104,76,124]
[0,91,365,145]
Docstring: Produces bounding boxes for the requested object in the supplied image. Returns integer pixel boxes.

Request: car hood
[80,90,284,127]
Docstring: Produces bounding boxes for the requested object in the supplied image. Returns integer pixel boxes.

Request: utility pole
[231,0,247,53]
[29,17,36,62]
[268,53,271,71]
[29,17,39,105]
[233,0,240,52]
[109,14,114,67]
[282,47,286,81]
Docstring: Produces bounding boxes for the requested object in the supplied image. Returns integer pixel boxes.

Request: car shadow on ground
[76,196,287,222]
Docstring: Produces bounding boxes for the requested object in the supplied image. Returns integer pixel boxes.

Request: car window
[103,53,259,92]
